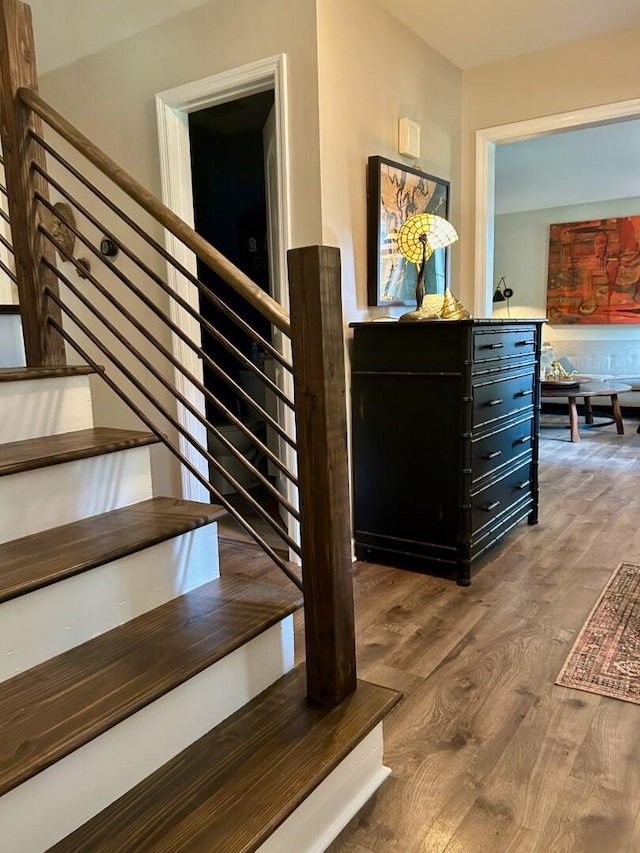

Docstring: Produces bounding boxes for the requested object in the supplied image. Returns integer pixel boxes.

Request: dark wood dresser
[350,319,545,585]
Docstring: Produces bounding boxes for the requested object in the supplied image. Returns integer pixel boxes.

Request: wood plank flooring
[325,418,640,853]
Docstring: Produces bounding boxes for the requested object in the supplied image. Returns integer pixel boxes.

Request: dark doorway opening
[188,89,275,426]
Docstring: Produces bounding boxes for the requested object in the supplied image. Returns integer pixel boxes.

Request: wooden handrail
[18,87,292,337]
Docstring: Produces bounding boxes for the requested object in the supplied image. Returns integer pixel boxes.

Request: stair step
[0,364,94,381]
[0,572,302,799]
[0,497,227,681]
[52,667,401,853]
[0,427,158,477]
[0,496,226,604]
[0,304,20,314]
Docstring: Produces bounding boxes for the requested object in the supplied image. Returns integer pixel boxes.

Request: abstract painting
[547,216,640,324]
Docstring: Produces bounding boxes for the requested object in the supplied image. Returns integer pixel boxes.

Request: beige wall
[317,0,463,323]
[38,0,322,495]
[462,26,640,313]
[39,0,323,248]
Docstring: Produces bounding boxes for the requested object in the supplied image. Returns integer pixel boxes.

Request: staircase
[0,1,401,847]
[0,365,399,851]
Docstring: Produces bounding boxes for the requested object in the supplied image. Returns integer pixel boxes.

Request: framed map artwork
[367,156,450,306]
[547,216,640,324]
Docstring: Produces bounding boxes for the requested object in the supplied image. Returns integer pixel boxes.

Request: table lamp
[396,212,465,321]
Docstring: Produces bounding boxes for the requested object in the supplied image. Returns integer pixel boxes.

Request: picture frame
[367,155,450,307]
[547,216,640,324]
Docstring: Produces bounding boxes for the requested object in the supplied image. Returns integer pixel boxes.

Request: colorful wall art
[547,216,640,324]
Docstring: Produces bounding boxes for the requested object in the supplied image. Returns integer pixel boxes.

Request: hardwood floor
[326,418,640,852]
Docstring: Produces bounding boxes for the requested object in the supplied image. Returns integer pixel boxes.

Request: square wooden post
[0,0,64,366]
[288,245,357,707]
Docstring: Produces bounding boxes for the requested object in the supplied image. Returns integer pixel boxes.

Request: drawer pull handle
[486,398,503,407]
[516,389,533,397]
[483,501,501,512]
[482,450,502,460]
[516,340,535,346]
[515,481,529,490]
[516,435,532,444]
[482,342,504,350]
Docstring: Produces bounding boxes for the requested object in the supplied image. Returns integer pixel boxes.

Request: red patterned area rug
[556,561,640,704]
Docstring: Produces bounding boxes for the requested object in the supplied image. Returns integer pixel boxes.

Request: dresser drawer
[471,460,532,535]
[473,369,535,429]
[473,326,537,365]
[471,416,534,483]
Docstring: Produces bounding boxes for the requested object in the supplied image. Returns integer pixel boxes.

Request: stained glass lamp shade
[397,213,459,309]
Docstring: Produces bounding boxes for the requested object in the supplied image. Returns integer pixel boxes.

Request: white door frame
[474,96,640,318]
[155,55,292,503]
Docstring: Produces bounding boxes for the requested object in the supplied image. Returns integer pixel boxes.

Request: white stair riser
[258,724,390,853]
[1,617,295,853]
[0,522,220,682]
[0,375,94,443]
[0,314,25,368]
[0,446,153,543]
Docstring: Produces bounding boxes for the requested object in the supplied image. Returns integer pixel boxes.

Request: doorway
[188,90,274,494]
[474,96,640,317]
[155,55,294,517]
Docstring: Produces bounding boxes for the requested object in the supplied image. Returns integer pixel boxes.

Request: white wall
[493,197,640,343]
[317,0,463,323]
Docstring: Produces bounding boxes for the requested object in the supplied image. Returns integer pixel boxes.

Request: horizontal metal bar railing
[29,132,293,373]
[0,257,16,282]
[25,101,304,587]
[35,191,298,467]
[21,88,292,334]
[44,272,302,561]
[46,313,302,589]
[32,159,295,413]
[0,232,14,256]
[39,236,300,522]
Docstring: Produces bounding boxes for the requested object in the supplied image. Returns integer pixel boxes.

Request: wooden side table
[541,380,631,442]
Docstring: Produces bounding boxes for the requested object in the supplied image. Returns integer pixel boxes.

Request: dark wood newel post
[0,0,64,366]
[288,245,357,707]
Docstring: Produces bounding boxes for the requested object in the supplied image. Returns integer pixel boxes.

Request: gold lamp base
[399,288,470,322]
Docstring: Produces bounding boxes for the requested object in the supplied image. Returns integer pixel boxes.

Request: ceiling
[29,0,640,75]
[376,0,640,69]
[495,119,640,215]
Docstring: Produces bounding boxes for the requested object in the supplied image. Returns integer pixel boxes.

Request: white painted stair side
[0,373,93,443]
[1,616,295,853]
[0,313,25,367]
[0,445,153,543]
[258,724,390,853]
[0,520,220,682]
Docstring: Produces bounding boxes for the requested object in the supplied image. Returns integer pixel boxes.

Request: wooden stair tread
[52,666,401,852]
[0,364,94,380]
[0,427,159,477]
[0,496,227,603]
[0,304,20,315]
[0,573,303,797]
